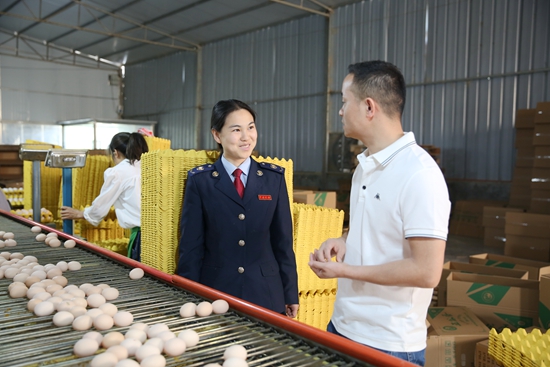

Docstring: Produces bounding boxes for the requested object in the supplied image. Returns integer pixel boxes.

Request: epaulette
[258,162,285,174]
[188,164,216,176]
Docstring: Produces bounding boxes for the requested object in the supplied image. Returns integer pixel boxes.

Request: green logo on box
[427,308,445,319]
[467,284,510,305]
[494,313,533,329]
[314,193,327,206]
[540,301,550,330]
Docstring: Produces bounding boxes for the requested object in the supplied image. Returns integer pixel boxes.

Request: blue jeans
[327,321,425,366]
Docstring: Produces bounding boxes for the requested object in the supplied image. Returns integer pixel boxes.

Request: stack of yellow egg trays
[489,327,550,367]
[292,203,343,330]
[144,135,171,151]
[23,140,63,220]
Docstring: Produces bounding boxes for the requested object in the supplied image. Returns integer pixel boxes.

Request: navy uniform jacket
[177,158,299,313]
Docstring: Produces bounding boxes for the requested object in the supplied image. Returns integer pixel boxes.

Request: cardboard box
[425,307,490,367]
[515,128,534,148]
[483,227,506,248]
[447,272,539,331]
[437,261,529,307]
[515,146,535,168]
[540,274,550,331]
[530,190,550,214]
[482,206,523,228]
[504,234,550,262]
[475,339,499,367]
[505,212,550,238]
[449,220,484,238]
[469,253,550,280]
[534,146,550,168]
[533,123,550,146]
[450,201,507,238]
[534,101,550,124]
[531,167,550,190]
[515,108,536,129]
[293,190,337,209]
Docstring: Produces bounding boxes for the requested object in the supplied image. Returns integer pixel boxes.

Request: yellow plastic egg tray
[295,289,336,330]
[489,328,550,367]
[292,203,343,293]
[144,135,171,151]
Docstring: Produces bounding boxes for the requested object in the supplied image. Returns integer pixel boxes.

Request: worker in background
[177,99,299,318]
[0,188,11,212]
[61,132,148,261]
[308,60,451,366]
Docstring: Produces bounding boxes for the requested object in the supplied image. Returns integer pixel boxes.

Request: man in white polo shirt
[309,60,451,366]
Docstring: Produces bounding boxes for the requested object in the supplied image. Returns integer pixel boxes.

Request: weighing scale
[18,144,55,223]
[44,149,88,235]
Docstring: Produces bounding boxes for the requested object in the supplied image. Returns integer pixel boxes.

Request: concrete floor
[444,234,504,263]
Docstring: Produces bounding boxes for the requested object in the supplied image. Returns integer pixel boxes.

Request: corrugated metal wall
[124,0,549,179]
[124,52,198,149]
[0,55,119,145]
[201,16,328,172]
[329,0,550,180]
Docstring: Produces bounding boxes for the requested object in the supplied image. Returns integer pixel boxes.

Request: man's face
[339,74,364,140]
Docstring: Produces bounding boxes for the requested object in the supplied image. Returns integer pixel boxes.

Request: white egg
[135,345,161,362]
[93,314,114,330]
[106,345,128,361]
[46,284,63,294]
[69,289,86,298]
[87,308,104,319]
[102,331,125,348]
[46,268,62,279]
[53,289,66,297]
[99,303,118,317]
[31,226,42,233]
[113,311,133,327]
[72,315,93,331]
[163,337,186,356]
[64,239,76,248]
[53,311,75,326]
[102,287,119,301]
[86,286,102,296]
[10,252,24,260]
[56,261,69,271]
[67,261,81,271]
[179,302,196,317]
[69,306,88,318]
[90,352,118,367]
[73,338,99,357]
[196,301,213,317]
[97,283,110,289]
[147,323,169,339]
[34,301,55,316]
[129,322,149,332]
[223,358,248,367]
[144,337,164,352]
[204,364,222,367]
[44,237,54,245]
[223,345,247,360]
[125,329,147,343]
[44,264,56,272]
[13,272,29,283]
[157,330,176,342]
[64,284,78,291]
[177,329,199,347]
[114,359,140,367]
[83,331,104,345]
[52,275,68,286]
[30,270,46,280]
[129,267,144,280]
[35,233,47,242]
[140,354,166,367]
[4,267,20,279]
[47,296,63,306]
[27,298,42,312]
[56,300,74,312]
[3,232,14,239]
[4,239,16,247]
[119,338,142,357]
[212,299,230,314]
[33,291,52,301]
[46,232,58,238]
[9,284,27,298]
[87,293,106,308]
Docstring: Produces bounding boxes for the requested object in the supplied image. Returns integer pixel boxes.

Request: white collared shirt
[331,132,451,352]
[83,159,141,229]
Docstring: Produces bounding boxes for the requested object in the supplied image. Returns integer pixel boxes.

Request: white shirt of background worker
[308,60,451,367]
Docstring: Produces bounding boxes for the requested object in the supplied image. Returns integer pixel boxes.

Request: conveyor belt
[0,210,414,367]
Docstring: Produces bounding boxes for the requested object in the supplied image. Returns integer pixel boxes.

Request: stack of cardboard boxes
[531,102,550,214]
[449,200,507,239]
[427,254,550,367]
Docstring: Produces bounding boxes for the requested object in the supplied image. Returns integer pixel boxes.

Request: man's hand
[285,304,299,318]
[310,237,347,263]
[60,206,84,220]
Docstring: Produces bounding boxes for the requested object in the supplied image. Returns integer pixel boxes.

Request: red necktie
[233,168,245,198]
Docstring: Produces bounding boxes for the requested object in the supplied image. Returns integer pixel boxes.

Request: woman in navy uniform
[177,99,299,317]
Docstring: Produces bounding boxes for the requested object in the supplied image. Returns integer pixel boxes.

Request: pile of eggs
[1,225,247,367]
[0,231,17,248]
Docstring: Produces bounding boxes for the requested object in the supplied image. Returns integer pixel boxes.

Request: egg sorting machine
[0,210,415,367]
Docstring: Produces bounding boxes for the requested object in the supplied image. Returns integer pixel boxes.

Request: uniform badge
[257,170,263,176]
[197,166,204,171]
[212,171,219,177]
[258,195,272,200]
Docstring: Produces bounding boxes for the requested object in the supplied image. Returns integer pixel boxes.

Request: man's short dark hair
[348,61,406,118]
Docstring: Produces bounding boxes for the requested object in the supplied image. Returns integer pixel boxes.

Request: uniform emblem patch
[258,195,272,200]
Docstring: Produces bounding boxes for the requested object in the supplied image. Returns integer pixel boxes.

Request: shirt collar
[358,132,417,168]
[221,155,251,177]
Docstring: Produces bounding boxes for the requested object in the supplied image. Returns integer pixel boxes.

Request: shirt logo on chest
[374,193,381,200]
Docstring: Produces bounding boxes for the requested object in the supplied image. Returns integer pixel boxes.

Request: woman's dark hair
[109,132,149,165]
[211,99,256,150]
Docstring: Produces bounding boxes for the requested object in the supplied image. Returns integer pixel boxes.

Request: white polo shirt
[331,132,450,352]
[83,159,141,229]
